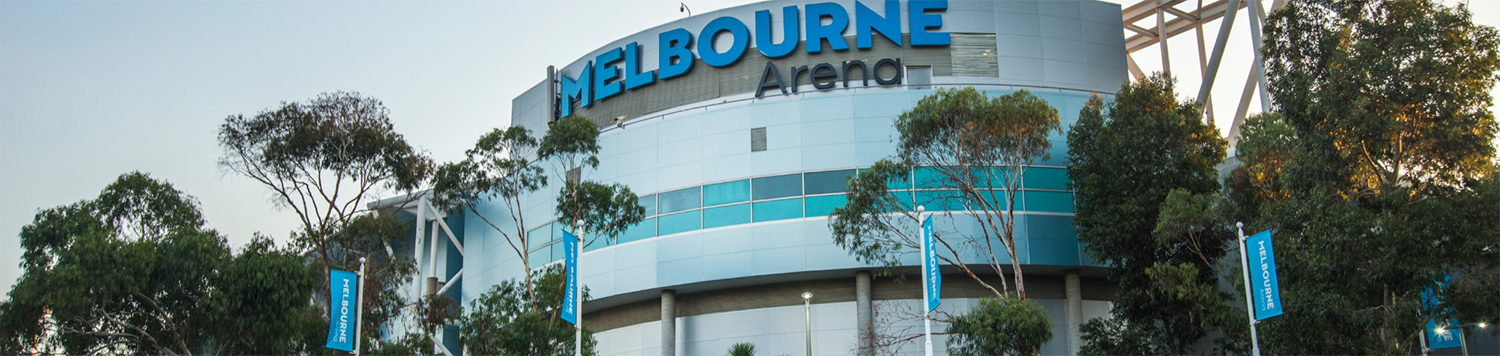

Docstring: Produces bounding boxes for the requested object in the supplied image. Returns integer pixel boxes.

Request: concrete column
[426,277,439,296]
[1065,270,1082,356]
[856,271,873,356]
[661,289,676,356]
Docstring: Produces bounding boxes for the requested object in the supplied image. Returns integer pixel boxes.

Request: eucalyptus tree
[458,265,598,356]
[1067,74,1234,355]
[1247,0,1500,351]
[217,91,428,347]
[829,87,1061,299]
[541,115,645,250]
[432,126,548,300]
[0,172,319,355]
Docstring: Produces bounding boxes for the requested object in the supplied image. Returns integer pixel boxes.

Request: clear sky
[2,0,1496,295]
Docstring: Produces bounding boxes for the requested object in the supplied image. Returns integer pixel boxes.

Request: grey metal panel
[951,33,1000,77]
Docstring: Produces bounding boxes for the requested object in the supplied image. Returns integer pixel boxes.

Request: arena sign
[559,0,951,116]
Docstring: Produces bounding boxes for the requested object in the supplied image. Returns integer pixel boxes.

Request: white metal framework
[1121,0,1285,145]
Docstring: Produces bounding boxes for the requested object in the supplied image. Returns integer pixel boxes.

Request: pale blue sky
[2,0,1496,294]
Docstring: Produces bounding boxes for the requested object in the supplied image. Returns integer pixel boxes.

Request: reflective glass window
[804,169,856,195]
[752,174,802,200]
[805,195,848,216]
[617,218,656,244]
[753,198,803,222]
[527,224,551,243]
[1022,167,1070,191]
[658,187,702,214]
[703,180,751,206]
[639,194,657,216]
[658,210,701,236]
[529,246,551,269]
[916,190,967,211]
[703,203,752,228]
[1023,191,1074,213]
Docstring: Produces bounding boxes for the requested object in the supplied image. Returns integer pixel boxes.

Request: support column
[662,290,676,356]
[856,271,873,356]
[1066,270,1083,356]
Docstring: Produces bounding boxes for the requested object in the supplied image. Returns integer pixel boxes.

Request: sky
[1,0,1496,295]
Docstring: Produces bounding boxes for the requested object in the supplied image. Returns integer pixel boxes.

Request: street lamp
[1435,321,1489,356]
[802,292,814,356]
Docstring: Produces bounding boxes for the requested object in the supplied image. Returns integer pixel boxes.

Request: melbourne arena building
[394,0,1132,354]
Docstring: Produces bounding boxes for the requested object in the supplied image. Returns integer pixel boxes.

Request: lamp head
[801,292,813,300]
[1480,322,1488,329]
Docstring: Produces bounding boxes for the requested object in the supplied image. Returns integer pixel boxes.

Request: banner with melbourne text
[325,269,358,351]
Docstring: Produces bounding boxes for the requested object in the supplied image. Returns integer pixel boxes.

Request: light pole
[802,291,813,356]
[1436,321,1489,356]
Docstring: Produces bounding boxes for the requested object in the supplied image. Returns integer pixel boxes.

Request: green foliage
[458,265,597,356]
[432,125,549,301]
[1066,73,1235,355]
[539,115,602,171]
[829,87,1061,298]
[945,295,1053,356]
[556,180,646,247]
[0,172,318,355]
[726,342,757,356]
[1078,317,1169,356]
[1253,0,1500,353]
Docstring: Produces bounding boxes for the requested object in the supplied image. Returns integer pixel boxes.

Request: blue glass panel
[885,191,915,213]
[640,194,657,216]
[529,247,550,269]
[752,174,802,200]
[753,198,803,221]
[979,190,1010,210]
[659,187,702,214]
[618,218,656,244]
[584,235,607,252]
[703,180,751,206]
[915,190,966,211]
[551,221,567,242]
[1023,191,1075,213]
[703,203,753,228]
[805,169,856,195]
[1023,167,1070,190]
[861,168,911,190]
[805,195,848,216]
[527,224,551,243]
[658,211,702,236]
[544,242,562,266]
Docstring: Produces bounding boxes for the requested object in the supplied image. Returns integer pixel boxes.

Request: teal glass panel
[979,190,1010,210]
[659,187,701,214]
[527,224,551,243]
[703,180,751,206]
[1023,191,1075,213]
[914,167,947,189]
[1023,167,1070,190]
[861,168,911,190]
[584,235,607,252]
[805,195,848,216]
[753,198,804,222]
[640,194,657,216]
[538,242,559,267]
[916,190,967,211]
[703,203,752,228]
[752,174,802,200]
[884,191,915,213]
[804,169,856,195]
[978,166,1018,189]
[658,210,701,236]
[617,218,656,244]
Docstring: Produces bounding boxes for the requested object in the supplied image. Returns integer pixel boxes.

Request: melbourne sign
[559,0,952,116]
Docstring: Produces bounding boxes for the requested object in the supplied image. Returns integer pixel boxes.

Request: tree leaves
[946,295,1054,356]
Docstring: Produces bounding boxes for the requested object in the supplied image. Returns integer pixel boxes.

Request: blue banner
[561,230,579,325]
[1245,230,1283,320]
[325,269,358,351]
[1423,279,1462,349]
[922,216,940,312]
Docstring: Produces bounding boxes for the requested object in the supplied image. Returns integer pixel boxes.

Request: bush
[946,295,1053,356]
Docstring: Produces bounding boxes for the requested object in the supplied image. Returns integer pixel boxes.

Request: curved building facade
[452,1,1131,355]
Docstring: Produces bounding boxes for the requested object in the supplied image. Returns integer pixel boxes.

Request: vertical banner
[560,230,579,325]
[1245,231,1283,320]
[325,269,359,351]
[1422,279,1462,349]
[922,216,940,312]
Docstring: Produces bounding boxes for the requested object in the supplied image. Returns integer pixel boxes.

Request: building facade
[433,1,1132,355]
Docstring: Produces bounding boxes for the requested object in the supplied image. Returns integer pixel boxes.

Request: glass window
[584,235,607,252]
[617,218,656,244]
[979,190,1010,211]
[552,221,569,241]
[804,169,856,195]
[703,180,751,206]
[752,173,802,200]
[658,187,701,214]
[805,195,848,217]
[658,210,701,236]
[639,194,657,217]
[753,198,803,222]
[529,242,554,269]
[527,224,551,244]
[1023,191,1075,213]
[916,190,967,211]
[915,166,962,189]
[703,203,752,229]
[1022,167,1070,191]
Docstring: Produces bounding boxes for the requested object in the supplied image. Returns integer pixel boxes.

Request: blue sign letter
[624,42,656,90]
[561,230,580,325]
[756,6,800,58]
[856,0,902,49]
[909,0,950,46]
[594,47,624,102]
[805,2,850,53]
[559,61,593,117]
[325,269,359,351]
[699,16,751,67]
[1246,230,1283,320]
[659,28,695,80]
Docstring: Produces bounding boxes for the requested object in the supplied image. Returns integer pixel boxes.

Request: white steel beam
[1127,0,1247,53]
[424,201,465,256]
[436,269,463,296]
[1194,0,1242,103]
[1126,54,1147,81]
